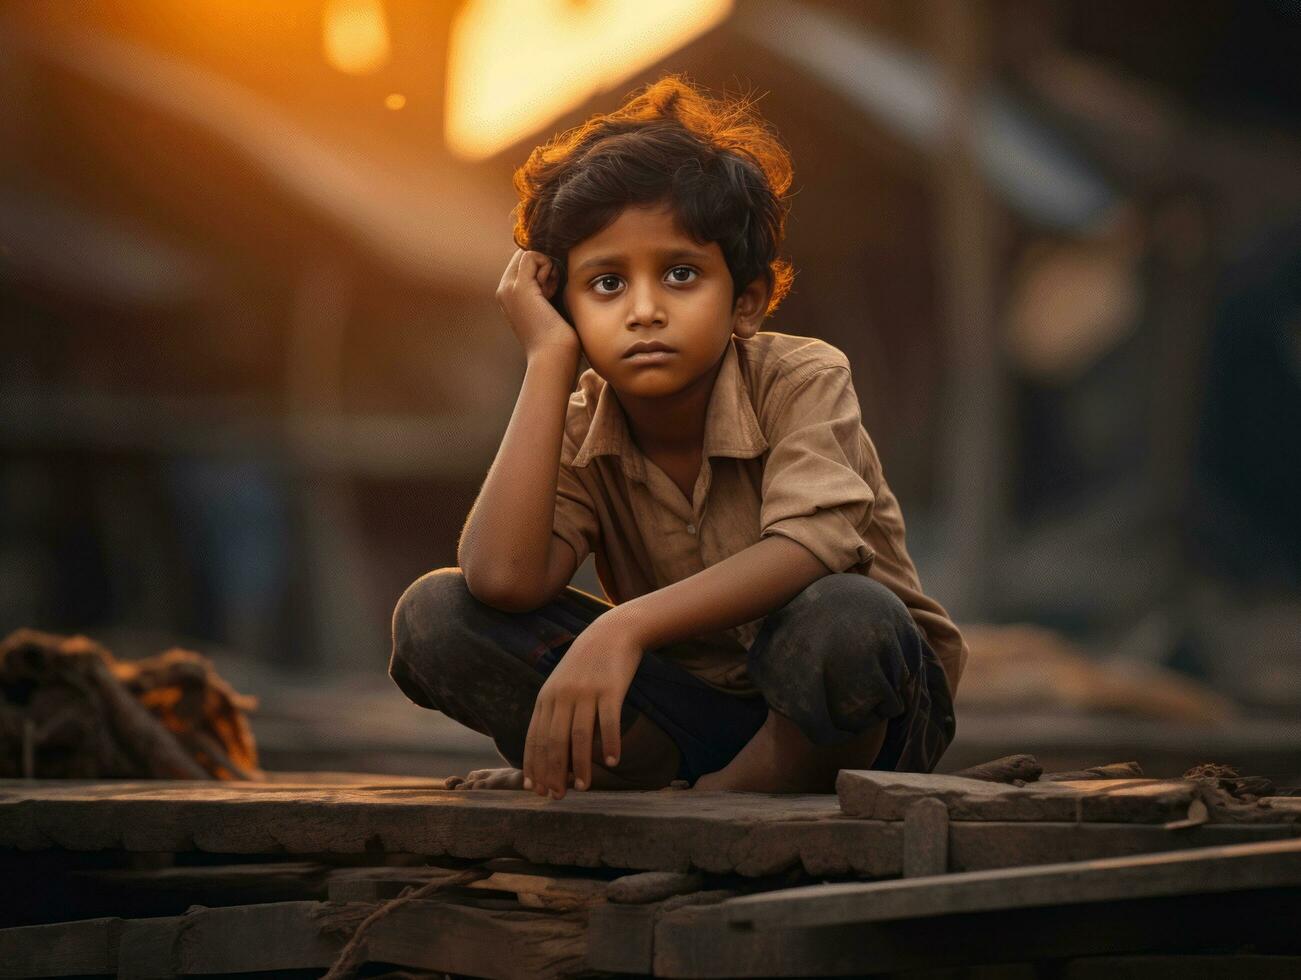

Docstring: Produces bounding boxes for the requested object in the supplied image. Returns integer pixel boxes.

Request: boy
[389,75,967,800]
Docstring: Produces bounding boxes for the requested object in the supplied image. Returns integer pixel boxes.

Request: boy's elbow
[461,568,541,613]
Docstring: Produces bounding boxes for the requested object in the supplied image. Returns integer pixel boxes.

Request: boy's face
[561,201,768,400]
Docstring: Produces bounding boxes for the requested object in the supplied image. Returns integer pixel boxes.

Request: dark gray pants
[389,568,955,785]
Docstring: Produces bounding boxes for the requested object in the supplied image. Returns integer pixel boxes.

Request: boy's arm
[610,534,831,650]
[458,345,580,606]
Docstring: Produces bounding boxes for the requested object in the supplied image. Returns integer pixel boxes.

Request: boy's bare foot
[443,715,683,796]
[689,710,887,794]
[444,767,542,790]
[443,764,663,792]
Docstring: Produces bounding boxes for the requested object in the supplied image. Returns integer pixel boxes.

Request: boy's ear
[731,274,772,338]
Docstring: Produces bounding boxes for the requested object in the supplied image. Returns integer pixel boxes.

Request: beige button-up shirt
[552,331,969,699]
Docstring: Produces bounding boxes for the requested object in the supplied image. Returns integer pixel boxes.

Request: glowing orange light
[323,0,391,76]
[385,92,407,110]
[446,0,734,161]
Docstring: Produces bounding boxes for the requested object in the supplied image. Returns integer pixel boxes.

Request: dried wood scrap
[0,628,261,780]
[950,754,1143,785]
[1183,762,1276,802]
[951,753,1044,783]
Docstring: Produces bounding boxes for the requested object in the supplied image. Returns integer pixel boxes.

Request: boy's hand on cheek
[495,247,579,360]
[522,614,645,800]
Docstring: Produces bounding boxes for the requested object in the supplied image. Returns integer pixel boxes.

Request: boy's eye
[590,266,699,295]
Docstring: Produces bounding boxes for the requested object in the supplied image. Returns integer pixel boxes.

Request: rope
[321,865,491,980]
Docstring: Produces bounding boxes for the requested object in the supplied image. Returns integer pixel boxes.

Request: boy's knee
[390,567,472,681]
[768,573,913,656]
[752,573,918,733]
[392,568,467,642]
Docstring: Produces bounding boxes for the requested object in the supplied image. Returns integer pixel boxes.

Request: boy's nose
[625,283,666,328]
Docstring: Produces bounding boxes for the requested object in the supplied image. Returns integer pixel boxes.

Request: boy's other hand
[496,248,580,360]
[523,612,644,800]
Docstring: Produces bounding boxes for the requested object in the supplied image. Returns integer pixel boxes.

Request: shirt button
[686,523,697,535]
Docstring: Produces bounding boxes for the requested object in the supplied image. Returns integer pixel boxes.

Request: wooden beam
[902,797,949,876]
[654,888,1301,977]
[585,902,657,975]
[3,780,1295,881]
[948,819,1299,872]
[0,917,121,978]
[838,770,1213,823]
[721,837,1301,928]
[0,899,588,979]
[0,780,902,877]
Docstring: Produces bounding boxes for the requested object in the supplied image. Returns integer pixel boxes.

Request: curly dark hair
[510,73,797,321]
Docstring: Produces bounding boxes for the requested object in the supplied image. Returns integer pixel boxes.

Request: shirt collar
[571,337,769,483]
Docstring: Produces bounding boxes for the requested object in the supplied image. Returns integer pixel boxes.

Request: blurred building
[1,0,1298,708]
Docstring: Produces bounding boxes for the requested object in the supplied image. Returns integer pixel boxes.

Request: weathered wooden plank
[116,915,182,978]
[838,770,1210,822]
[0,916,121,977]
[174,901,342,973]
[721,837,1301,928]
[74,859,332,907]
[360,899,589,980]
[0,899,587,979]
[585,902,658,975]
[327,865,608,910]
[0,779,900,877]
[1057,953,1301,979]
[653,888,1301,977]
[3,780,1296,883]
[948,819,1301,871]
[902,797,948,876]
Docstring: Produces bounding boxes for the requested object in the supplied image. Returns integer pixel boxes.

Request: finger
[498,247,524,297]
[523,699,547,794]
[536,700,559,797]
[534,255,551,296]
[546,700,575,798]
[597,696,623,770]
[570,699,596,791]
[533,698,556,797]
[518,249,543,286]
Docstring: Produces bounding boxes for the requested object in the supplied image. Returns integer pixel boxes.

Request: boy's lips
[625,350,677,365]
[623,341,676,357]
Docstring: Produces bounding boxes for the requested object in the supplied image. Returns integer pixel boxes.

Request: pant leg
[745,572,957,773]
[388,567,767,782]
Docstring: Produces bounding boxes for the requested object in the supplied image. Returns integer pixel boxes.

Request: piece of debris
[0,628,261,780]
[1183,762,1276,802]
[1041,761,1145,781]
[608,871,706,905]
[952,753,1044,783]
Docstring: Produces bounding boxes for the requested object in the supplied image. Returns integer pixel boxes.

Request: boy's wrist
[525,342,580,369]
[601,599,654,649]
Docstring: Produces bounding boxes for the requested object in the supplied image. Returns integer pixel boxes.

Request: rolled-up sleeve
[553,437,600,569]
[759,366,877,574]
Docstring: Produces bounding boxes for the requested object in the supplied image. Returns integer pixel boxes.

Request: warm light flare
[322,0,391,76]
[446,0,734,161]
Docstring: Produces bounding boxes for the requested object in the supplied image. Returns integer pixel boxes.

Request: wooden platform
[3,774,1298,876]
[2,772,1299,978]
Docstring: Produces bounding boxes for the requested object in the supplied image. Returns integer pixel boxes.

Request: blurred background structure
[2,0,1298,777]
